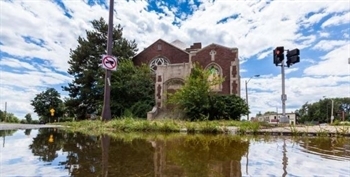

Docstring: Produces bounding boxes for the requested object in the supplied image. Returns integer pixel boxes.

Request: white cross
[209,50,217,61]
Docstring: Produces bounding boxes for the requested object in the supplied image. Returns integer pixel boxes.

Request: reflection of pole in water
[101,134,110,177]
[246,141,249,175]
[2,135,5,147]
[282,139,288,177]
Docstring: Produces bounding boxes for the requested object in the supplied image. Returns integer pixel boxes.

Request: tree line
[0,110,37,124]
[295,97,350,123]
[29,17,250,122]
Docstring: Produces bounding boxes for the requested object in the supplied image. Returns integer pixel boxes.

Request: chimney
[190,42,202,50]
[185,42,202,52]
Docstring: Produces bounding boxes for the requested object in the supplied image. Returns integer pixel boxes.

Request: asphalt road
[0,123,64,130]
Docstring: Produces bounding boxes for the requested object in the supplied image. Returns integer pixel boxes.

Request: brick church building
[132,39,241,119]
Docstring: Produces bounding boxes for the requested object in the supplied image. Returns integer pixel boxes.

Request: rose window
[149,57,170,73]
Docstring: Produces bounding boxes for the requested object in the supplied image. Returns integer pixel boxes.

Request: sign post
[50,108,55,123]
[101,0,115,121]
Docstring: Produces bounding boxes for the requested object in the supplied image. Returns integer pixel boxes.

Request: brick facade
[191,44,238,95]
[132,39,240,111]
[133,39,189,66]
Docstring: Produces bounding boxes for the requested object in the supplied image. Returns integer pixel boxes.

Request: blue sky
[0,0,349,119]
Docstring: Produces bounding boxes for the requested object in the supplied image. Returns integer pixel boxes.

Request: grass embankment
[58,117,263,135]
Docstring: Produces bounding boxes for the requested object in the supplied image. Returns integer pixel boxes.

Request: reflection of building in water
[151,140,185,177]
[150,139,244,177]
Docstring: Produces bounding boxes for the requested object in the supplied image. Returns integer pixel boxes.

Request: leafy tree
[62,17,138,120]
[263,111,277,115]
[110,60,154,118]
[256,111,262,117]
[168,63,248,121]
[295,97,350,123]
[0,111,19,123]
[25,113,32,124]
[31,88,64,123]
[0,110,4,122]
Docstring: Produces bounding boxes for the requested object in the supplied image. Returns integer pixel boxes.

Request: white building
[254,113,297,125]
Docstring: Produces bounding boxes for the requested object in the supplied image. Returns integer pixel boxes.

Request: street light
[245,74,260,120]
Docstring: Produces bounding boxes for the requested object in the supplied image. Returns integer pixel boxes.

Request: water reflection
[1,129,349,177]
[27,129,249,177]
[296,137,350,161]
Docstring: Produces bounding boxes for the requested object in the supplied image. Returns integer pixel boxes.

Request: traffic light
[286,48,300,67]
[273,46,284,66]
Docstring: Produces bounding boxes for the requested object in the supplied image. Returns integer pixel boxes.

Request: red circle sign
[102,56,117,70]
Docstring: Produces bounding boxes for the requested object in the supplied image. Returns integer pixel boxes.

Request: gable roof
[196,43,238,53]
[133,38,190,59]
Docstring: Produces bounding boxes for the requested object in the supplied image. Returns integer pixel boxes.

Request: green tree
[295,97,350,123]
[168,63,248,121]
[25,113,32,124]
[62,17,138,120]
[31,88,64,123]
[263,111,277,115]
[4,113,20,123]
[110,60,154,118]
[0,110,4,122]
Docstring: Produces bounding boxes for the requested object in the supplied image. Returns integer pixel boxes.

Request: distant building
[254,113,297,125]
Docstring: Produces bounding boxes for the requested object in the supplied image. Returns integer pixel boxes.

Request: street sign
[102,55,117,71]
[50,108,55,116]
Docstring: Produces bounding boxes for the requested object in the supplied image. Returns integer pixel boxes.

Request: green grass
[58,117,262,135]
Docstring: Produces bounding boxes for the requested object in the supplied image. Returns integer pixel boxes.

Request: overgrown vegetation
[168,63,249,121]
[59,118,261,135]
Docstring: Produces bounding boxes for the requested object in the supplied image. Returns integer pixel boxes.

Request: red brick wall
[133,39,189,66]
[191,44,238,95]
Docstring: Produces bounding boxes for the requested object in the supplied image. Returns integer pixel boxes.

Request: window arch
[149,56,170,73]
[205,63,223,91]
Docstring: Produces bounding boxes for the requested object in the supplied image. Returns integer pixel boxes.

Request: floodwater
[0,129,349,177]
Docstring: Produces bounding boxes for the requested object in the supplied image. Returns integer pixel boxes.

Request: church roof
[170,39,187,50]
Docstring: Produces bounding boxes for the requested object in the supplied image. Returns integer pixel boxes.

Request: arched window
[206,64,222,91]
[149,57,170,73]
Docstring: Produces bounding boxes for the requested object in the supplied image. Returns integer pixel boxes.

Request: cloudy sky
[0,0,349,120]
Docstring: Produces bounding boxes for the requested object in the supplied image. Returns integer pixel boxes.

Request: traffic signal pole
[273,47,300,124]
[281,58,287,121]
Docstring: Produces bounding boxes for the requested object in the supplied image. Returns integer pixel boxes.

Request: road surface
[0,123,64,130]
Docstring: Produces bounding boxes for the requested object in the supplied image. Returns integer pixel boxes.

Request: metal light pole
[101,0,114,121]
[331,99,334,124]
[245,75,260,120]
[280,60,287,123]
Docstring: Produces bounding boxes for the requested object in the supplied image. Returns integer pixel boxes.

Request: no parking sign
[101,55,118,71]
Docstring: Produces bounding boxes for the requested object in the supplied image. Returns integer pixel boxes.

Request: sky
[0,0,349,120]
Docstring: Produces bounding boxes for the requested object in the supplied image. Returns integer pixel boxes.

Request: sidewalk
[0,123,64,130]
[256,125,350,136]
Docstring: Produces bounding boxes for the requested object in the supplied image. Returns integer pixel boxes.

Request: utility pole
[331,99,334,124]
[101,0,115,121]
[4,102,7,122]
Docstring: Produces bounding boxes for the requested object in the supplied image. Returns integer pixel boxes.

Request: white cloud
[244,139,350,176]
[1,0,350,119]
[304,43,350,76]
[322,11,350,28]
[313,40,349,51]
